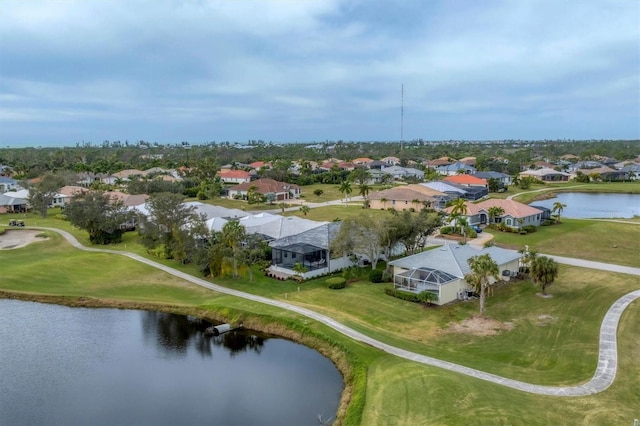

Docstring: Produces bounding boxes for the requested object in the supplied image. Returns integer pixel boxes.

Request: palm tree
[411,198,421,211]
[552,201,567,223]
[380,197,388,209]
[299,205,310,216]
[221,221,247,279]
[530,256,559,295]
[450,198,468,233]
[487,206,505,225]
[278,202,287,213]
[358,183,371,200]
[466,254,499,317]
[339,180,352,206]
[518,246,538,276]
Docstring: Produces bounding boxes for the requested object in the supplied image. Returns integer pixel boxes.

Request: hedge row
[384,288,420,302]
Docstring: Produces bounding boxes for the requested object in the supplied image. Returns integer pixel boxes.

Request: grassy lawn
[488,219,640,267]
[2,214,639,424]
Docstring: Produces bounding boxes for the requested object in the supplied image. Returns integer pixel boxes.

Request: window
[506,219,512,226]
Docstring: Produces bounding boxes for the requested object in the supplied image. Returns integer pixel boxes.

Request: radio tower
[400,83,404,150]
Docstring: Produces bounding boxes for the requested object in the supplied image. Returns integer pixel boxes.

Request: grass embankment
[489,219,640,267]
[1,229,639,424]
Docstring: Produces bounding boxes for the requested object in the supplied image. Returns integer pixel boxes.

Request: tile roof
[443,175,487,185]
[445,199,543,219]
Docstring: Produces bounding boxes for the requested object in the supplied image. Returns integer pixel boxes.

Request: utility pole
[400,83,404,150]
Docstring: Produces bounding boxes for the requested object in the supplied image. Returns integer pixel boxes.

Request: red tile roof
[443,175,487,186]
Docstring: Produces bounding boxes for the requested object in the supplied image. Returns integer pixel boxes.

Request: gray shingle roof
[389,244,521,278]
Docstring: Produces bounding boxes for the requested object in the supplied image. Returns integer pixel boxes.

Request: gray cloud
[1,0,638,146]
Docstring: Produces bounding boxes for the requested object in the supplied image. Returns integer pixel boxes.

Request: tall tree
[466,253,500,317]
[331,213,384,269]
[138,192,205,262]
[339,180,352,205]
[552,201,567,223]
[530,256,559,295]
[65,191,133,244]
[27,173,66,218]
[220,220,247,278]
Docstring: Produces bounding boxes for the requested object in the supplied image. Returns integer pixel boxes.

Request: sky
[1,0,639,147]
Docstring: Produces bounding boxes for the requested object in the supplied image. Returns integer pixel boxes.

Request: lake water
[531,192,640,219]
[0,300,343,426]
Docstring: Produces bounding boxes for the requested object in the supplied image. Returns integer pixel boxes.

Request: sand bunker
[0,229,49,250]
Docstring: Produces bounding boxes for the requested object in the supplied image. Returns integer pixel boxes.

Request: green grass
[283,204,392,222]
[1,216,639,424]
[489,219,640,267]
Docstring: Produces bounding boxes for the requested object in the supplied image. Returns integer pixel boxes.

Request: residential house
[424,157,454,168]
[0,177,19,193]
[219,170,252,184]
[268,221,353,280]
[368,185,447,211]
[352,157,373,166]
[441,175,488,200]
[227,178,300,201]
[620,164,640,180]
[381,165,425,181]
[519,168,570,182]
[381,156,401,166]
[443,174,487,188]
[474,171,512,187]
[389,244,521,305]
[458,157,477,166]
[445,199,544,228]
[0,193,28,214]
[50,186,88,208]
[435,162,477,176]
[572,165,626,182]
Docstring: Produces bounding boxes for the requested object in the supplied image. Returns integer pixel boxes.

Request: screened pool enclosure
[393,267,459,294]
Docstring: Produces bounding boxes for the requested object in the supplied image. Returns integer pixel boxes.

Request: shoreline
[0,290,358,425]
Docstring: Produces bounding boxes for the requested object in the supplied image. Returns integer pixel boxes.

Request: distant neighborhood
[1,139,639,304]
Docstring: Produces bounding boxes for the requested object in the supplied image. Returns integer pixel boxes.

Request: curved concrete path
[32,227,640,396]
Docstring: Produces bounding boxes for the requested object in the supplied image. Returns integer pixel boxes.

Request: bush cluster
[326,277,347,289]
[368,269,383,283]
[439,226,452,235]
[384,288,420,302]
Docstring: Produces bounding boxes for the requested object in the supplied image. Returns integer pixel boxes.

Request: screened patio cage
[394,267,458,293]
[271,243,328,271]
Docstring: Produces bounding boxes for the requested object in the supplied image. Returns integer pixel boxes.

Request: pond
[531,192,640,219]
[0,300,343,426]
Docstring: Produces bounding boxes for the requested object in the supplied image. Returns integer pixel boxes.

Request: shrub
[384,288,420,302]
[369,269,383,283]
[313,189,324,196]
[55,214,68,221]
[523,225,537,233]
[465,227,477,238]
[326,277,347,289]
[440,226,452,235]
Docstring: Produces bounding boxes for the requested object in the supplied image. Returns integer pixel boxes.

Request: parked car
[472,225,482,233]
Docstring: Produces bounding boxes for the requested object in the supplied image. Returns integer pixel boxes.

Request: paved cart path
[34,227,640,397]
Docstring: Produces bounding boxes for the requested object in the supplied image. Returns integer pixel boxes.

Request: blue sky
[1,0,639,147]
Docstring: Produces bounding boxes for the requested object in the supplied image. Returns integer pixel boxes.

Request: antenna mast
[401,83,404,150]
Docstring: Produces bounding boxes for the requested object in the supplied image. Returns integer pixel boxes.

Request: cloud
[0,0,638,145]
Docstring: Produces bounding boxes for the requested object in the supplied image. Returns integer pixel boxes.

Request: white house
[389,245,521,305]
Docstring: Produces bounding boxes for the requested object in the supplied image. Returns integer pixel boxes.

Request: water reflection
[141,311,265,358]
[1,300,342,426]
